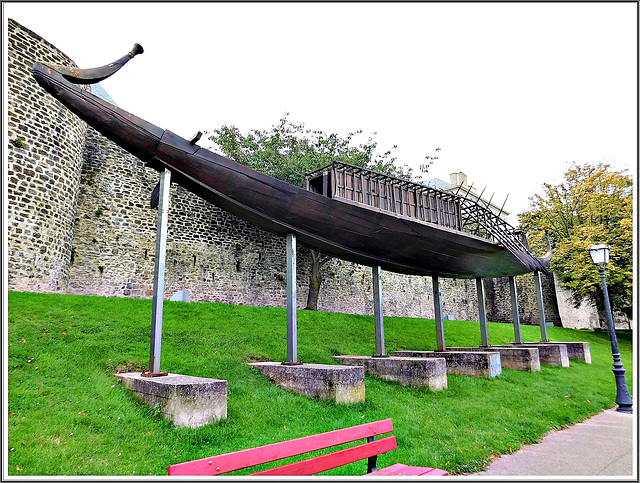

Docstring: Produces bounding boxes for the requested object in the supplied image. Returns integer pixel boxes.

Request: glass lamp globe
[589,244,611,266]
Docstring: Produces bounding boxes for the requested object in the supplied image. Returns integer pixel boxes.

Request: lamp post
[588,244,633,413]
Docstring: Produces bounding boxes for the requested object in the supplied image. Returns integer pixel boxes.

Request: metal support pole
[148,168,171,375]
[476,278,489,347]
[285,233,299,364]
[599,267,633,413]
[372,265,385,357]
[432,275,445,351]
[509,276,523,344]
[533,271,548,342]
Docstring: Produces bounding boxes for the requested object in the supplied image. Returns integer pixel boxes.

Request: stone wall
[7,19,88,292]
[318,263,480,320]
[484,273,561,326]
[68,127,310,308]
[553,274,600,330]
[7,18,573,328]
[553,275,631,331]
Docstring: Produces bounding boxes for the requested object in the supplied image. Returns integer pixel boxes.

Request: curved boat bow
[538,232,553,268]
[42,43,143,84]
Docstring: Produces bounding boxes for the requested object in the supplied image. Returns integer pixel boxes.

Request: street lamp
[588,244,633,413]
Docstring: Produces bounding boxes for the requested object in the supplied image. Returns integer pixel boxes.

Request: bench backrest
[167,418,396,476]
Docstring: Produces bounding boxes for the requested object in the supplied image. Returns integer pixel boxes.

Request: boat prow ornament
[32,43,551,280]
[538,231,553,268]
[41,43,143,85]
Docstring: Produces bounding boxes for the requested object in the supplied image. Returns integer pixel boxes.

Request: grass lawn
[6,291,633,476]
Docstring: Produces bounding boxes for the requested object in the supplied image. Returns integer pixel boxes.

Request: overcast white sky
[4,2,637,225]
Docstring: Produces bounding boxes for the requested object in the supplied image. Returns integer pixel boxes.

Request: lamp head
[589,244,611,266]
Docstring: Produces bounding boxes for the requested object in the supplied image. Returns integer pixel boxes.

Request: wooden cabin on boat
[305,161,463,232]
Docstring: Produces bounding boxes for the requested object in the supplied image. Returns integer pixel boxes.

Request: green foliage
[8,291,631,476]
[10,137,26,149]
[518,163,632,314]
[208,113,417,187]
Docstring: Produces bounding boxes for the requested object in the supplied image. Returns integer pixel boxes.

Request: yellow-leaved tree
[519,162,633,326]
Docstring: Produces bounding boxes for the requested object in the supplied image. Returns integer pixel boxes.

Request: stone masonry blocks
[494,343,570,367]
[392,350,502,378]
[515,343,570,367]
[447,346,541,372]
[334,355,447,390]
[7,19,88,293]
[544,342,591,363]
[115,372,227,428]
[249,362,365,403]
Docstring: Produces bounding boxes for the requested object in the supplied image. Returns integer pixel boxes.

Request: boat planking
[31,47,550,280]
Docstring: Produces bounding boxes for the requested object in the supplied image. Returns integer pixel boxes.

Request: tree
[208,113,420,310]
[518,162,632,325]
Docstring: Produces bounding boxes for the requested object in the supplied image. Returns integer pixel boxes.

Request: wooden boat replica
[32,45,550,279]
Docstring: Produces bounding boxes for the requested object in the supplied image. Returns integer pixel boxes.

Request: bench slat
[167,419,394,476]
[252,436,397,476]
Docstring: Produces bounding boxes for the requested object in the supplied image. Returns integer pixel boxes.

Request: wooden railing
[326,163,462,231]
[305,161,536,263]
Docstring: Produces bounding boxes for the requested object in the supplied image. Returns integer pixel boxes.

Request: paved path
[473,409,635,477]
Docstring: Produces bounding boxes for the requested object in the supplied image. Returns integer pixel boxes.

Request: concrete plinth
[535,342,591,363]
[115,372,227,428]
[497,343,570,367]
[448,346,541,372]
[392,350,502,378]
[334,355,447,390]
[249,362,365,403]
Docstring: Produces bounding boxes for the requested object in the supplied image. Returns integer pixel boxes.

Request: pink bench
[167,418,448,476]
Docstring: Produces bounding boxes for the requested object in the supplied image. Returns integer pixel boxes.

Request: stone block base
[334,355,447,390]
[392,350,502,378]
[447,346,541,372]
[249,362,365,403]
[115,372,227,428]
[540,342,591,363]
[496,343,570,367]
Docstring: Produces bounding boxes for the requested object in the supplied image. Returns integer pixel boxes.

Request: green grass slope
[7,291,633,476]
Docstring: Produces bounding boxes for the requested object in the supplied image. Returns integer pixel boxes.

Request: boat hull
[32,62,542,279]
